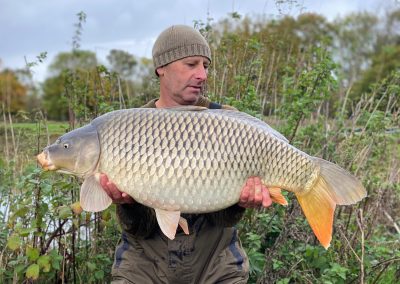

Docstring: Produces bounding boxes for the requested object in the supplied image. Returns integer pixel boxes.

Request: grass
[0,121,69,136]
[0,121,69,167]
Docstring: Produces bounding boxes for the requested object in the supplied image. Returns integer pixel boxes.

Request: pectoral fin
[155,209,189,239]
[80,173,112,212]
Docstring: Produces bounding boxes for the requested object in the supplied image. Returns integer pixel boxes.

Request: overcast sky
[0,0,396,82]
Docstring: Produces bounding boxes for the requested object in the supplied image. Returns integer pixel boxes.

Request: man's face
[157,56,210,106]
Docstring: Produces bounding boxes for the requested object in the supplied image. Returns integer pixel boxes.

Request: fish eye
[63,143,69,149]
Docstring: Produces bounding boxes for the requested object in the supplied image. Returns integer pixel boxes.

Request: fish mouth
[36,151,57,171]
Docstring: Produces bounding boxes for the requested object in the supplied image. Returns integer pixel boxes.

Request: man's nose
[195,65,208,81]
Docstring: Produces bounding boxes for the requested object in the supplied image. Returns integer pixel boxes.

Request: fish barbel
[37,106,367,248]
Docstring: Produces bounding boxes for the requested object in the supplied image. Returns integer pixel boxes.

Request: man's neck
[155,98,179,109]
[155,95,198,109]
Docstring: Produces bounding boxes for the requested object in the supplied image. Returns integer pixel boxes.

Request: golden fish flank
[37,106,367,248]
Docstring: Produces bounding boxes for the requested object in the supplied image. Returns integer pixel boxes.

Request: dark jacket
[116,96,245,238]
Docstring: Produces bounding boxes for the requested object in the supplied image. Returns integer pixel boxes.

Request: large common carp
[37,107,367,248]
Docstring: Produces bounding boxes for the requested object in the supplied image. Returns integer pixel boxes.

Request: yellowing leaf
[101,210,111,221]
[19,227,34,237]
[26,264,40,280]
[70,201,83,215]
[26,246,40,262]
[7,235,21,251]
[37,255,51,273]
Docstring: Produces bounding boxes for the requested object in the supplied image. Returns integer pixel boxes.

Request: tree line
[1,10,399,122]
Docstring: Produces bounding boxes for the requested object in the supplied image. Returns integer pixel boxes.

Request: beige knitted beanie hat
[152,25,211,71]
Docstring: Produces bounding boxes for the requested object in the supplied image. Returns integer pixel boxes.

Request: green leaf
[15,264,26,275]
[49,250,62,270]
[27,179,40,184]
[10,206,30,221]
[94,270,104,280]
[277,278,290,284]
[26,263,40,280]
[7,235,22,251]
[102,209,111,221]
[37,255,51,273]
[34,231,45,237]
[272,259,284,270]
[26,246,40,262]
[41,183,52,194]
[87,262,96,271]
[58,206,72,219]
[19,227,34,237]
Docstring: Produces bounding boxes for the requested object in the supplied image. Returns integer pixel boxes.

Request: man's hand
[239,176,272,208]
[99,174,135,204]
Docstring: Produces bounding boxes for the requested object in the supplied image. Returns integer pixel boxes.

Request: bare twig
[1,103,9,161]
[383,209,400,235]
[356,209,365,284]
[338,226,362,263]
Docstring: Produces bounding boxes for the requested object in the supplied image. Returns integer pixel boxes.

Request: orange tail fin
[296,178,335,249]
[296,158,367,249]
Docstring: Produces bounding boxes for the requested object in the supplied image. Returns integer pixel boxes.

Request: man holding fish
[101,25,273,283]
[37,24,365,283]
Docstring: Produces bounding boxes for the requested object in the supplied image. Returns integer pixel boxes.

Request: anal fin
[179,217,189,235]
[155,209,184,240]
[268,187,288,206]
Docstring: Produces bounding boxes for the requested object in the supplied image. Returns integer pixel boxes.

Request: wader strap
[208,102,222,109]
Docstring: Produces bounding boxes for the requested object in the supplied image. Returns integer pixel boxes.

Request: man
[101,25,272,283]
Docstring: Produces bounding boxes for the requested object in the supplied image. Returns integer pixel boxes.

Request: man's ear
[156,67,165,77]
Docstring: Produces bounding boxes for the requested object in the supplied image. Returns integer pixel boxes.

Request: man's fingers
[253,177,263,205]
[100,174,122,200]
[261,187,272,207]
[247,177,255,204]
[108,182,122,200]
[238,176,275,208]
[98,174,135,204]
[99,173,109,188]
[121,192,135,203]
[99,174,113,198]
[239,184,250,204]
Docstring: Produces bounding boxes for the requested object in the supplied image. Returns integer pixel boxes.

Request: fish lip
[36,151,57,171]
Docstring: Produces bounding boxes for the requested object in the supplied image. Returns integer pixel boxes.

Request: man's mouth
[188,85,202,92]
